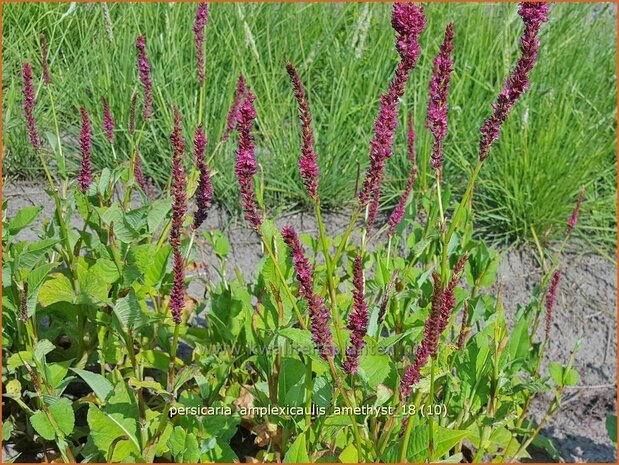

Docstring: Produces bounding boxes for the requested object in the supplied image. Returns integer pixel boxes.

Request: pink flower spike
[282,225,334,360]
[77,106,93,193]
[427,23,455,170]
[102,97,115,144]
[22,63,41,152]
[136,35,153,121]
[545,269,561,339]
[567,187,585,235]
[193,1,209,86]
[286,61,320,200]
[479,2,549,161]
[343,255,369,374]
[222,74,247,142]
[40,33,51,85]
[192,124,213,230]
[235,90,263,230]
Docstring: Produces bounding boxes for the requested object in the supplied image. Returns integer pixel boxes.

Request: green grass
[2,2,616,250]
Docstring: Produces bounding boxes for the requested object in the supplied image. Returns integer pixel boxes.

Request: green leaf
[8,206,42,234]
[531,434,560,461]
[564,368,580,386]
[91,259,120,284]
[283,432,310,463]
[34,339,55,362]
[72,369,114,402]
[113,290,147,329]
[434,425,469,458]
[30,410,56,440]
[606,414,617,445]
[548,362,565,386]
[148,198,172,233]
[87,404,140,462]
[339,443,358,463]
[2,420,14,441]
[30,398,75,441]
[144,245,172,288]
[358,354,393,390]
[39,273,75,306]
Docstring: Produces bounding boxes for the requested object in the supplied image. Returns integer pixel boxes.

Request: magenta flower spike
[102,97,115,144]
[22,63,41,152]
[192,124,213,230]
[479,2,549,161]
[222,74,247,142]
[286,62,320,200]
[388,114,418,237]
[545,269,561,338]
[235,90,263,230]
[282,225,334,360]
[169,107,188,324]
[358,3,426,232]
[40,33,51,86]
[567,187,585,235]
[136,35,153,121]
[193,1,209,86]
[427,23,455,170]
[134,148,155,199]
[343,255,369,374]
[77,106,93,193]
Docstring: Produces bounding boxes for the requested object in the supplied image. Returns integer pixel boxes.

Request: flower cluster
[40,33,51,85]
[193,1,209,86]
[235,91,263,230]
[399,255,468,400]
[426,23,455,170]
[134,149,156,199]
[545,269,561,339]
[169,107,188,324]
[77,106,93,193]
[286,62,320,200]
[22,63,41,152]
[102,97,115,144]
[136,35,153,121]
[567,187,585,235]
[282,225,334,360]
[479,2,549,161]
[343,255,370,374]
[222,75,247,142]
[359,3,426,232]
[192,124,213,230]
[388,114,418,237]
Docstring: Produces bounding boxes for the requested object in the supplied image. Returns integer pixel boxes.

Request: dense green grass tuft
[2,3,616,250]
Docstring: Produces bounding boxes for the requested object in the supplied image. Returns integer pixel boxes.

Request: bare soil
[2,181,617,462]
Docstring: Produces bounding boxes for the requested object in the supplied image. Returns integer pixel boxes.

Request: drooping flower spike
[22,63,41,152]
[169,107,188,324]
[193,1,209,86]
[235,90,263,230]
[77,106,93,193]
[222,74,247,142]
[479,2,549,161]
[343,254,369,374]
[282,225,334,360]
[136,35,153,121]
[286,61,320,201]
[359,3,426,233]
[567,187,585,236]
[545,269,561,339]
[427,23,455,170]
[102,97,115,144]
[40,33,51,86]
[192,124,213,230]
[134,148,156,199]
[388,113,418,237]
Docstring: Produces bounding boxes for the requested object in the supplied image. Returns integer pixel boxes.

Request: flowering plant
[2,2,583,463]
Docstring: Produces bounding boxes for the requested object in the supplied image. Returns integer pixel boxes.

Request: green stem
[428,357,436,462]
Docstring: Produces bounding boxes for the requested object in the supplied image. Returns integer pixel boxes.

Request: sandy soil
[2,181,617,462]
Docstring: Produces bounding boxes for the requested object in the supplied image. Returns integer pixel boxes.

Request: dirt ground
[2,181,617,462]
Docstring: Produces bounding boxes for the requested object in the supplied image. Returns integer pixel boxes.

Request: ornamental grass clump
[4,3,585,463]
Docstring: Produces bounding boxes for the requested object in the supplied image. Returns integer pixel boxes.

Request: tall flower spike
[282,225,334,360]
[479,2,549,161]
[102,97,115,144]
[134,148,155,199]
[427,23,455,170]
[136,35,153,121]
[388,114,418,237]
[545,269,561,339]
[40,33,51,85]
[343,255,369,374]
[169,107,187,324]
[235,91,263,229]
[77,106,93,193]
[222,74,246,142]
[22,63,41,152]
[129,90,138,136]
[567,187,585,235]
[193,2,209,86]
[359,3,426,233]
[192,124,213,230]
[286,62,320,200]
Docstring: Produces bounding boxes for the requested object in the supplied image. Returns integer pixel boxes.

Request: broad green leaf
[30,398,75,441]
[339,443,358,463]
[8,206,42,234]
[113,290,147,329]
[548,362,564,386]
[147,198,172,233]
[283,432,310,463]
[91,259,120,284]
[30,410,55,440]
[87,404,140,462]
[358,354,394,390]
[434,425,469,458]
[39,273,75,306]
[144,245,171,288]
[34,339,55,362]
[72,369,114,402]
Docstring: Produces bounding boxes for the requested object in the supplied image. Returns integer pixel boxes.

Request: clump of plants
[2,2,584,463]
